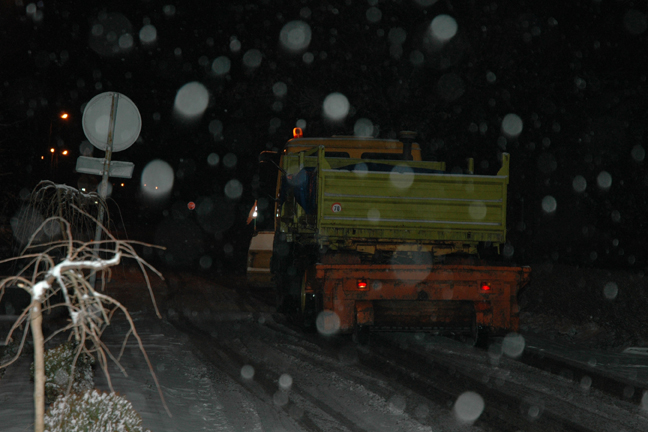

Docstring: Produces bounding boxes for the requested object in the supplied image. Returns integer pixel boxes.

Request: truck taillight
[357,279,368,290]
[293,127,303,138]
[480,283,491,291]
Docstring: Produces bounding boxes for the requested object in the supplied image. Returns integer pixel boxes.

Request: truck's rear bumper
[310,263,531,335]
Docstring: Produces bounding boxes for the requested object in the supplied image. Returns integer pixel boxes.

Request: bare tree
[1,206,168,432]
[11,180,110,251]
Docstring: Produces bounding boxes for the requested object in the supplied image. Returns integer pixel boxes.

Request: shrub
[45,389,149,432]
[30,342,94,403]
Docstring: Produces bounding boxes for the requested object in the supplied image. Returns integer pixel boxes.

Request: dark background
[2,0,647,274]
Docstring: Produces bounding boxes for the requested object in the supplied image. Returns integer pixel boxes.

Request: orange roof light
[293,127,303,138]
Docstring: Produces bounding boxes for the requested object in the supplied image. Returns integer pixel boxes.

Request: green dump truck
[252,129,530,342]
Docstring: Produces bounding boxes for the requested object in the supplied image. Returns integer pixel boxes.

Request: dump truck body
[257,131,530,338]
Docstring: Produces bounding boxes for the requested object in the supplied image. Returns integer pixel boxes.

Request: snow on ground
[0,267,456,431]
[0,312,229,432]
[519,262,648,349]
[2,261,648,431]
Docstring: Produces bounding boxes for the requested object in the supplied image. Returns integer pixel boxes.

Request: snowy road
[166,311,648,432]
[3,268,648,431]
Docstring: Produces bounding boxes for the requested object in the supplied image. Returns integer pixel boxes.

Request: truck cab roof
[284,137,422,161]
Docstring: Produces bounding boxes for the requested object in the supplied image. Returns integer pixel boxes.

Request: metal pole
[89,92,119,288]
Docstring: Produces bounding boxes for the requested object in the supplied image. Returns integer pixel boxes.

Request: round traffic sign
[82,92,141,152]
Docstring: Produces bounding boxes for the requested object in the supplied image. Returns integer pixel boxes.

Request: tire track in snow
[173,317,353,432]
[174,315,468,432]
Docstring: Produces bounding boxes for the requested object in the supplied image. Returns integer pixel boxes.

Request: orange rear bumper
[310,264,531,334]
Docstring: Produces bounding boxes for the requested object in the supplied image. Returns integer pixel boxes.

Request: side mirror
[258,151,285,174]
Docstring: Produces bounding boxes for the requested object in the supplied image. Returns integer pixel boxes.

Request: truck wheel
[463,319,489,348]
[277,261,304,317]
[272,234,294,313]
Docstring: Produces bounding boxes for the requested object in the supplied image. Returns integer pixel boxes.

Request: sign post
[79,92,141,287]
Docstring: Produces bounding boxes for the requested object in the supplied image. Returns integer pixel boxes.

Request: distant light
[50,148,55,153]
[60,113,69,119]
[188,201,196,210]
[41,155,44,160]
[120,183,125,187]
[293,127,303,138]
[61,150,68,155]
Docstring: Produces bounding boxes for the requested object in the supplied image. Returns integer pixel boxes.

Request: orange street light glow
[62,150,68,155]
[60,113,69,119]
[50,148,55,153]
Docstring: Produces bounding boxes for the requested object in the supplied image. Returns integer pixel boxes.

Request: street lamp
[49,112,69,143]
[47,112,71,179]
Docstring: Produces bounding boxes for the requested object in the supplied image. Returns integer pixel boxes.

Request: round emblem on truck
[331,202,342,213]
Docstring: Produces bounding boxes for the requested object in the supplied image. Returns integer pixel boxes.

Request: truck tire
[463,317,489,348]
[271,232,297,313]
[300,271,321,332]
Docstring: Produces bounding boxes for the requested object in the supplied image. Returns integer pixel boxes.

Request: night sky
[2,1,648,272]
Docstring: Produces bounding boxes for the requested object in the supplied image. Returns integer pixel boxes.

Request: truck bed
[309,147,510,248]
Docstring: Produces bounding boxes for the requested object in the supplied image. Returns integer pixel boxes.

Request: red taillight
[357,279,368,290]
[481,283,491,291]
